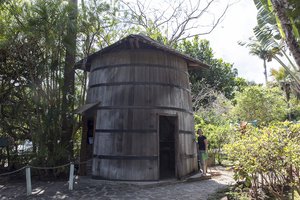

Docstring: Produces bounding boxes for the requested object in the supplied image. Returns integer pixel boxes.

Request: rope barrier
[30,163,70,170]
[0,166,26,177]
[75,160,89,165]
[0,160,91,176]
[0,161,79,195]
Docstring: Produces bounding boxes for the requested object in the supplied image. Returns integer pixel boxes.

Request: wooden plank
[94,158,158,180]
[89,49,196,180]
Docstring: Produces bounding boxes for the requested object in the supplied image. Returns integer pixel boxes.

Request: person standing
[197,128,208,175]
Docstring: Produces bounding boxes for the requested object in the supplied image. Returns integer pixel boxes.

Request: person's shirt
[198,135,207,151]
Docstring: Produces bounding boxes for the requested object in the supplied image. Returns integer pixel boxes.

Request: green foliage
[176,36,242,100]
[231,85,287,125]
[234,77,249,93]
[0,0,71,168]
[202,124,231,150]
[194,114,205,128]
[0,0,116,171]
[224,122,300,199]
[270,67,300,120]
[225,185,250,200]
[254,0,300,42]
[195,92,233,125]
[253,0,300,92]
[289,98,300,120]
[208,186,250,200]
[203,124,234,165]
[78,0,117,55]
[194,112,234,165]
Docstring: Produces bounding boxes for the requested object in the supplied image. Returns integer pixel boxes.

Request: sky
[202,0,278,84]
[124,0,280,84]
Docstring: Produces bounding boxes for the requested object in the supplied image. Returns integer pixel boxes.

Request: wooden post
[69,162,74,190]
[26,165,32,196]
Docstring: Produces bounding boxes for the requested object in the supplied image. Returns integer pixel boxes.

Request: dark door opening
[79,117,95,176]
[86,119,94,159]
[159,115,177,179]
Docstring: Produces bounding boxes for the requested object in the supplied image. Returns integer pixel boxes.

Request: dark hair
[197,129,203,134]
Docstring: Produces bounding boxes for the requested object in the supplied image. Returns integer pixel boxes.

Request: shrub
[224,122,300,199]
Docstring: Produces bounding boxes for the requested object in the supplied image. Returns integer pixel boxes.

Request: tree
[271,67,293,119]
[119,0,231,46]
[0,0,115,170]
[270,67,300,120]
[240,25,300,93]
[0,0,71,168]
[231,85,287,125]
[192,83,233,123]
[61,0,77,159]
[239,38,277,84]
[251,0,300,98]
[269,0,300,67]
[176,36,241,100]
[254,0,300,69]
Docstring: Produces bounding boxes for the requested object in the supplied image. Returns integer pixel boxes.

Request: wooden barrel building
[76,34,209,181]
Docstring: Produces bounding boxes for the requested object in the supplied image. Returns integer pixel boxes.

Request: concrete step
[186,172,212,182]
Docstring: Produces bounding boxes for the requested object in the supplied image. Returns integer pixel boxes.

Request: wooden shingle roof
[75,34,210,71]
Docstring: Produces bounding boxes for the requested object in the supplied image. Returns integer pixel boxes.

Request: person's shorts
[198,150,208,162]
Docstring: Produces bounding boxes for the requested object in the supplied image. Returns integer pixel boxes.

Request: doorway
[159,115,177,179]
[86,119,94,159]
[79,117,95,176]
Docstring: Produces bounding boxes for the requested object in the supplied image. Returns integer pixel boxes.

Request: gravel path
[0,166,234,200]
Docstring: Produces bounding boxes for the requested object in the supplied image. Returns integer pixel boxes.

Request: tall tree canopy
[0,0,114,168]
[176,36,242,100]
[254,0,300,72]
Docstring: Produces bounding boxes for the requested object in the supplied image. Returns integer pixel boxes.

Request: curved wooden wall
[87,49,197,180]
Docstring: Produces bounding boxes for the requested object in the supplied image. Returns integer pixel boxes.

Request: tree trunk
[61,0,77,159]
[270,0,300,69]
[263,58,268,84]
